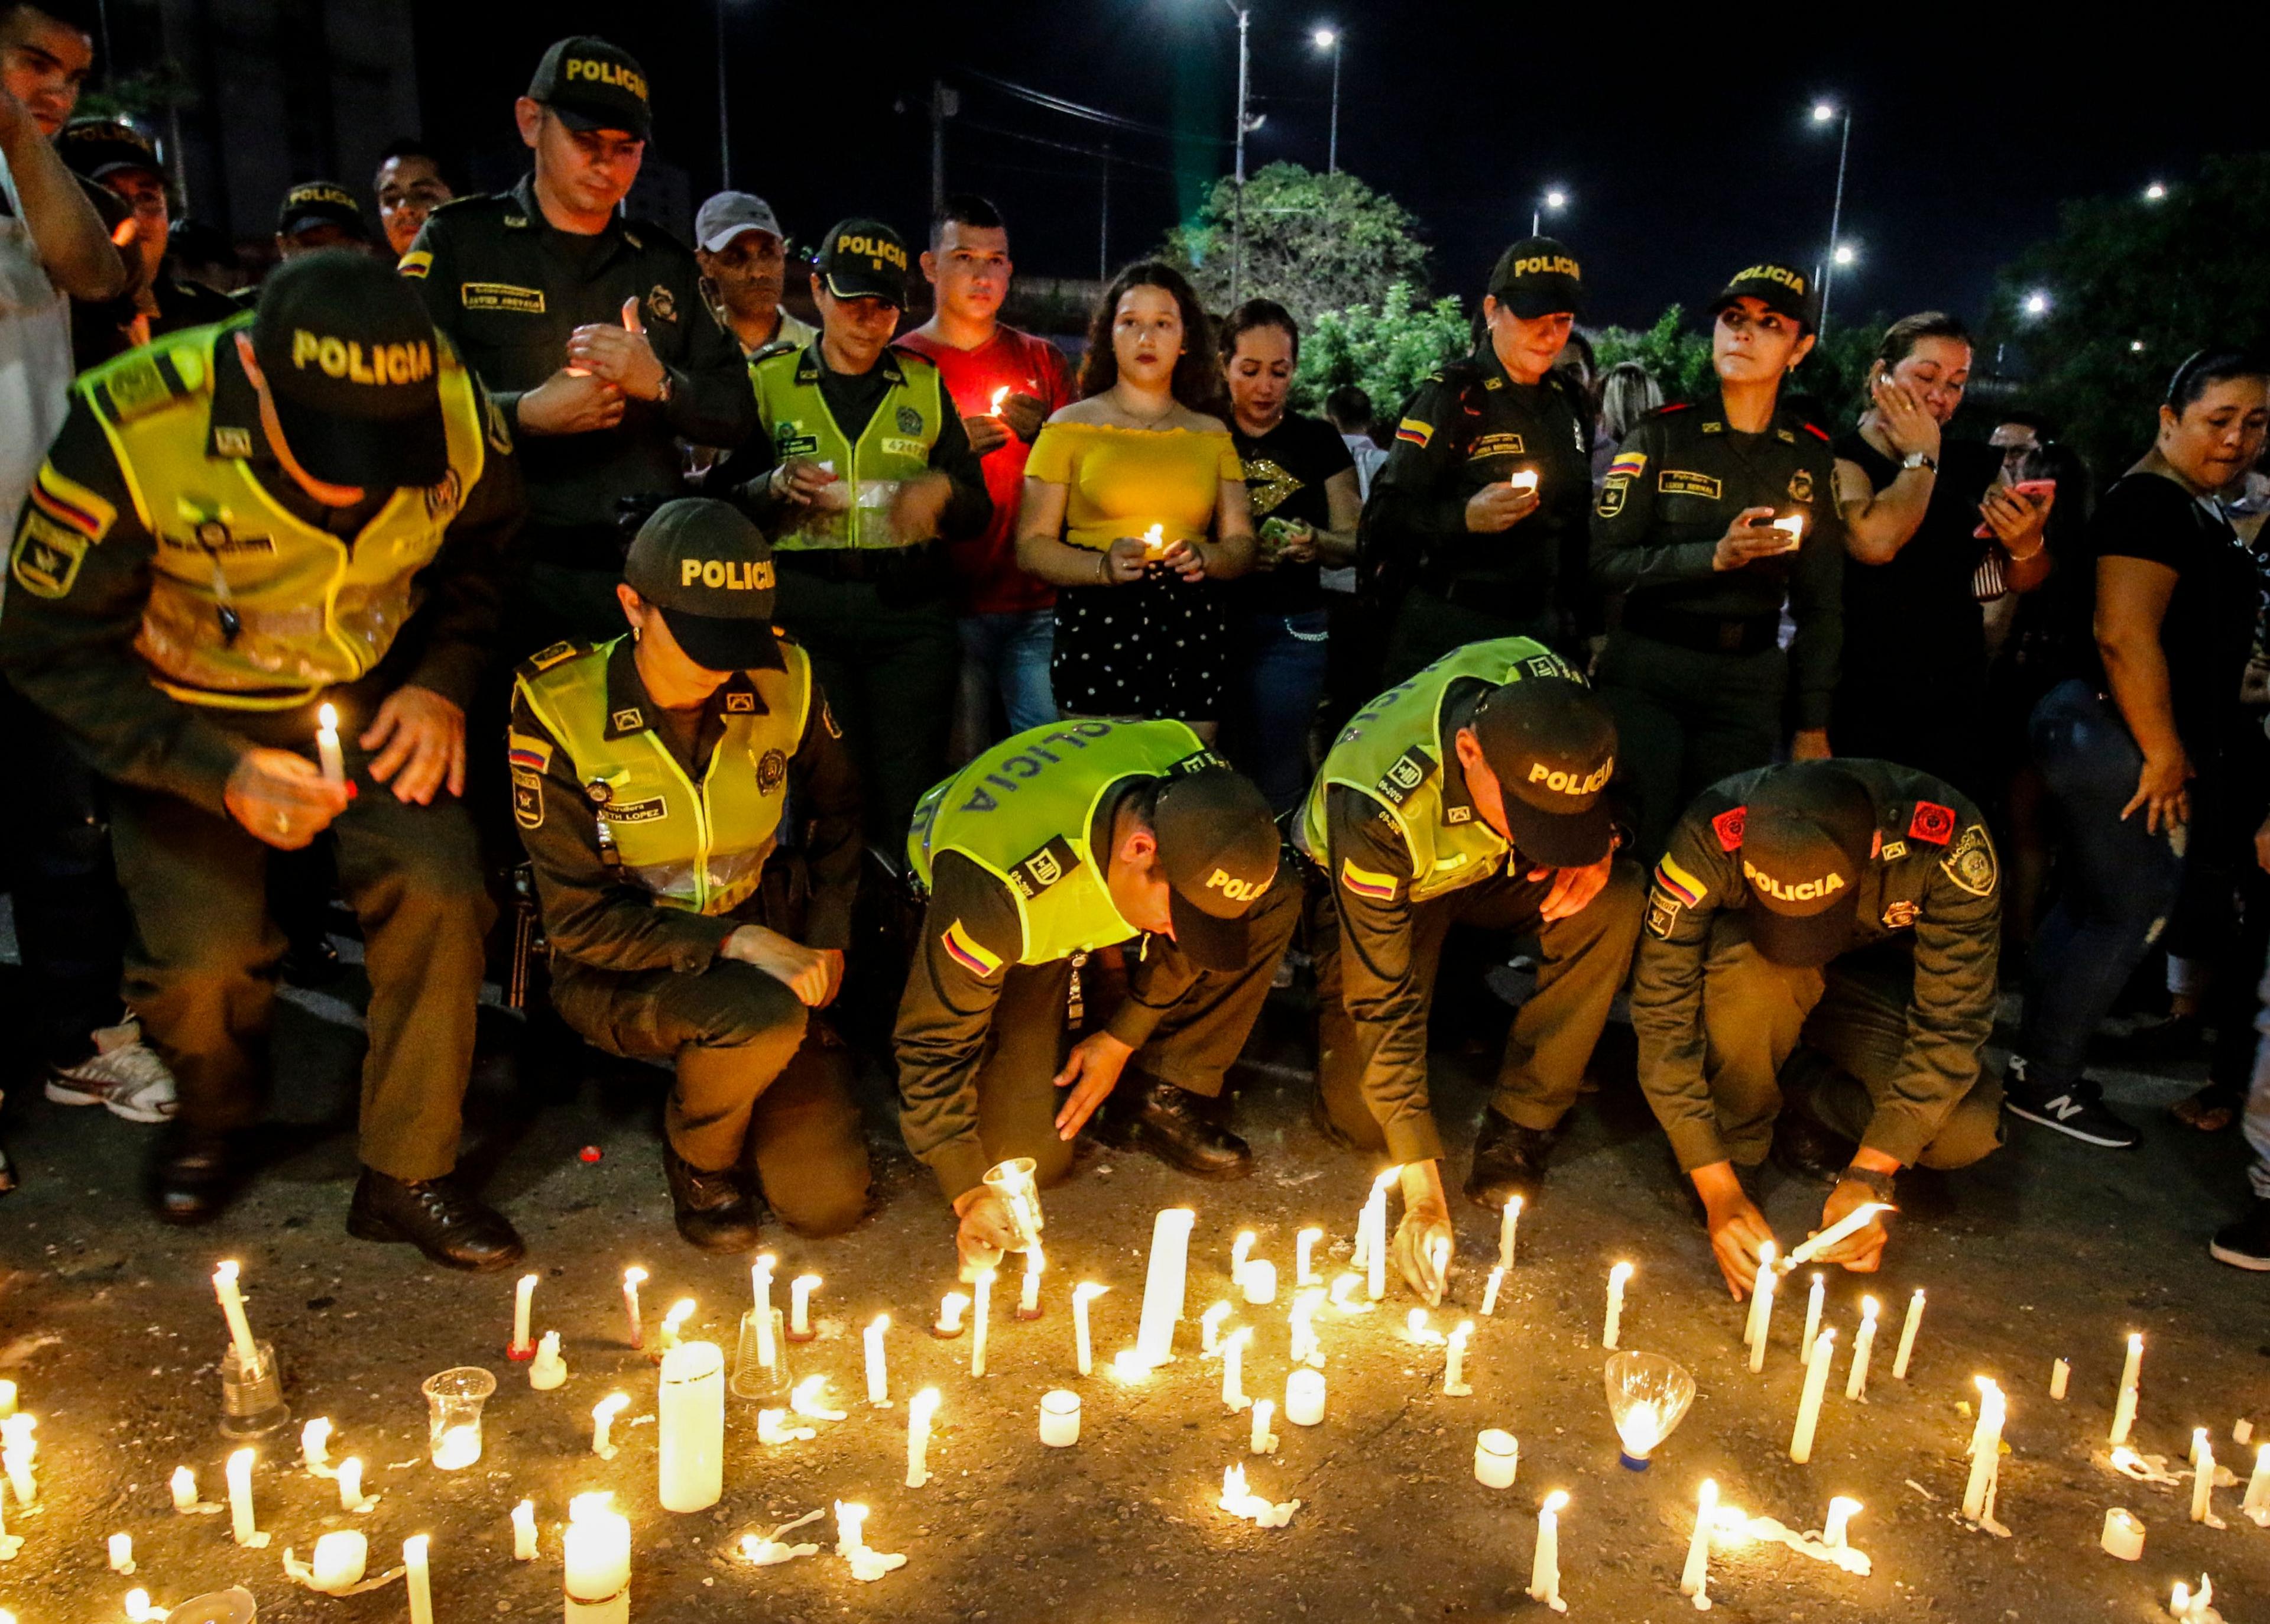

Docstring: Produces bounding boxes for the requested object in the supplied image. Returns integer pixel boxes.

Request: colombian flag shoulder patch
[397,249,432,279]
[1653,854,1706,908]
[28,462,115,542]
[941,918,1003,978]
[1607,449,1647,480]
[1340,858,1400,902]
[507,732,552,774]
[1395,418,1433,449]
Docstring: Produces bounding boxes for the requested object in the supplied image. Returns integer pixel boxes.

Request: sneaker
[2209,1198,2270,1271]
[2002,1057,2139,1149]
[46,1019,178,1123]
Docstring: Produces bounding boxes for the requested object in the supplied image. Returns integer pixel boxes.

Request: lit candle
[1020,1247,1045,1320]
[934,1291,970,1337]
[513,1499,538,1560]
[989,385,1010,414]
[1296,1227,1323,1286]
[225,1446,258,1545]
[2244,1443,2270,1518]
[1789,1330,1836,1463]
[1201,1301,1232,1355]
[1289,1289,1324,1367]
[1679,1479,1717,1600]
[751,1256,777,1366]
[2190,1431,2216,1525]
[1772,514,1805,544]
[406,1534,434,1624]
[1963,1378,2005,1522]
[1499,1195,1523,1269]
[1526,1490,1569,1612]
[316,703,345,785]
[2110,1333,2143,1446]
[906,1389,941,1488]
[310,1530,368,1593]
[1845,1296,1879,1401]
[1474,1428,1519,1489]
[1602,1262,1633,1350]
[1249,1398,1279,1456]
[170,1465,199,1510]
[108,1532,134,1573]
[1141,523,1166,560]
[213,1260,261,1372]
[1801,1272,1825,1354]
[1444,1320,1475,1396]
[1222,1327,1253,1411]
[834,1500,868,1554]
[1039,1390,1081,1448]
[2050,1358,2070,1401]
[337,1455,372,1510]
[1782,1203,1891,1269]
[1243,1259,1278,1307]
[531,1330,568,1390]
[788,1274,821,1342]
[1407,1307,1444,1344]
[757,1408,813,1445]
[972,1266,995,1377]
[1892,1288,1925,1380]
[1285,1368,1326,1427]
[563,1492,631,1624]
[506,1272,538,1360]
[432,1425,480,1471]
[1361,1169,1395,1302]
[2100,1506,2145,1561]
[657,1340,725,1513]
[864,1315,891,1406]
[1746,1245,1778,1373]
[1074,1283,1106,1376]
[1822,1496,1860,1550]
[0,1380,12,1417]
[300,1416,333,1475]
[1482,1266,1506,1317]
[591,1393,629,1458]
[659,1298,695,1354]
[1134,1208,1196,1369]
[1231,1231,1257,1290]
[621,1267,648,1350]
[1509,470,1541,495]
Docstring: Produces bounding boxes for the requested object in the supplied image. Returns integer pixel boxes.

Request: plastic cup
[219,1340,289,1439]
[420,1367,497,1469]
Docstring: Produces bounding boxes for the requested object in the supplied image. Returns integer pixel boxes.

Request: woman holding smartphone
[1016,263,1254,741]
[1831,313,2052,798]
[1590,261,1846,854]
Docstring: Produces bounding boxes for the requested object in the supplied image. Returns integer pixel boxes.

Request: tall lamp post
[1811,99,1852,339]
[716,0,732,189]
[1195,0,1258,303]
[1312,27,1342,175]
[1533,186,1567,236]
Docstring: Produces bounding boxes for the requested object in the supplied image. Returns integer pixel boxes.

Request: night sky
[409,1,2270,334]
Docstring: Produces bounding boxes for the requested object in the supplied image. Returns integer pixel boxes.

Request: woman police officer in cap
[1590,262,1846,854]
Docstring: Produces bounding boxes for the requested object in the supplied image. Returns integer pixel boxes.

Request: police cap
[623,498,784,675]
[1487,236,1584,320]
[57,117,163,184]
[1709,260,1820,333]
[815,218,910,306]
[249,249,447,491]
[1468,676,1617,869]
[528,36,652,142]
[275,180,367,242]
[1149,765,1280,973]
[1739,761,1874,967]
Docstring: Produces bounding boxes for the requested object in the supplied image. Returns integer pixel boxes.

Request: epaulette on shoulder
[515,640,590,680]
[1799,420,1831,442]
[82,338,210,426]
[1648,401,1694,418]
[749,339,802,368]
[426,191,506,221]
[1428,359,1484,390]
[621,215,693,258]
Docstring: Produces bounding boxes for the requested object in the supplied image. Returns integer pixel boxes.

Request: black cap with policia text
[815,218,910,306]
[1738,761,1875,967]
[1710,260,1821,333]
[1487,236,1584,320]
[249,249,446,491]
[1468,675,1617,870]
[275,180,366,240]
[623,498,784,674]
[1149,764,1280,973]
[527,36,652,141]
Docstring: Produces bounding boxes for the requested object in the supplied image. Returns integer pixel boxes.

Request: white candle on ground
[2244,1443,2270,1516]
[934,1292,969,1337]
[1892,1288,1925,1380]
[1679,1479,1717,1599]
[1074,1283,1105,1376]
[433,1425,480,1471]
[1296,1227,1323,1285]
[1329,1272,1370,1314]
[621,1267,647,1350]
[1290,1289,1325,1367]
[1231,1231,1257,1290]
[316,704,345,785]
[337,1456,369,1510]
[2051,1358,2070,1401]
[1249,1396,1279,1455]
[906,1389,940,1487]
[213,1260,261,1372]
[1801,1272,1825,1354]
[1243,1259,1278,1306]
[789,1274,821,1341]
[108,1532,134,1573]
[0,1380,12,1417]
[1474,1428,1519,1489]
[531,1329,568,1390]
[1039,1390,1080,1448]
[864,1315,891,1406]
[170,1465,198,1510]
[1362,1169,1395,1301]
[1789,1330,1836,1464]
[2191,1431,2216,1524]
[511,1272,538,1355]
[1201,1301,1232,1354]
[2100,1507,2145,1560]
[751,1257,776,1366]
[1134,1208,1196,1368]
[1962,1378,2005,1521]
[972,1268,995,1377]
[406,1534,434,1624]
[1747,1247,1778,1373]
[1222,1328,1253,1411]
[225,1447,257,1544]
[301,1416,333,1474]
[1602,1262,1633,1350]
[1499,1195,1523,1270]
[563,1493,631,1624]
[513,1499,537,1560]
[591,1392,630,1458]
[1482,1266,1506,1318]
[1020,1247,1044,1318]
[1822,1496,1860,1550]
[2110,1333,2143,1446]
[1846,1296,1880,1401]
[1444,1321,1474,1396]
[1527,1490,1568,1612]
[657,1340,725,1513]
[310,1530,367,1593]
[1285,1368,1326,1427]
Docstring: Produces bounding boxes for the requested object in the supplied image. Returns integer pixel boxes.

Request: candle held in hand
[1746,1244,1778,1373]
[316,704,345,785]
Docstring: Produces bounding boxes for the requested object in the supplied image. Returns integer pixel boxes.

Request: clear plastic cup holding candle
[420,1366,497,1470]
[981,1156,1045,1253]
[219,1339,290,1438]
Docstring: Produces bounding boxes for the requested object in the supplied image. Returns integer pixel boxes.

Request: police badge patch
[755,748,787,792]
[1008,835,1080,899]
[646,283,677,323]
[1374,747,1437,808]
[1788,469,1814,504]
[1882,900,1919,929]
[1941,825,1999,897]
[723,691,756,714]
[897,405,923,435]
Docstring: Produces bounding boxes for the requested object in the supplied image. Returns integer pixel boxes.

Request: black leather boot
[149,1122,251,1225]
[662,1144,764,1253]
[1099,1073,1253,1180]
[1463,1110,1553,1210]
[347,1168,525,1271]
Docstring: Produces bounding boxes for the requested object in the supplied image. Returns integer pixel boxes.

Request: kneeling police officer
[898,722,1296,1275]
[1632,759,2004,1299]
[511,499,870,1249]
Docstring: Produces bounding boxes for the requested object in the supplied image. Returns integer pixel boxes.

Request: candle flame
[1610,1261,1635,1285]
[870,1313,890,1332]
[1373,1166,1402,1193]
[1074,1282,1107,1304]
[318,702,339,731]
[622,1266,647,1286]
[568,1491,615,1522]
[990,386,1010,413]
[910,1388,941,1419]
[592,1393,629,1420]
[1614,1398,1669,1456]
[1861,1296,1880,1321]
[1542,1490,1569,1514]
[663,1299,695,1331]
[215,1260,239,1285]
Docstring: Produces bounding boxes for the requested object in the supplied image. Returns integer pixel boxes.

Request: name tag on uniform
[1469,432,1526,461]
[1658,469,1722,499]
[460,282,546,315]
[881,437,927,459]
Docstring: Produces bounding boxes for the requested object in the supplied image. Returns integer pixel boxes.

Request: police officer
[402,36,755,644]
[1362,238,1593,681]
[1300,639,1643,1301]
[274,180,371,258]
[897,724,1295,1273]
[0,251,528,1265]
[57,116,234,363]
[734,218,991,847]
[1631,759,2003,1299]
[1590,261,1844,855]
[511,499,869,1250]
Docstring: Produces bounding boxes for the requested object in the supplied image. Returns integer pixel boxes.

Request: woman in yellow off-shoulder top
[1016,262,1256,739]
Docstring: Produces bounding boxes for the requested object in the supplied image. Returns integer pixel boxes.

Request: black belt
[775,542,942,585]
[1620,597,1781,657]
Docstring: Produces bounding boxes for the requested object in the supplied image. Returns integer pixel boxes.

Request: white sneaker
[45,1019,179,1124]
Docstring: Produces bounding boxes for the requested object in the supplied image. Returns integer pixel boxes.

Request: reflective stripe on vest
[1302,637,1577,903]
[88,317,487,709]
[749,346,943,550]
[516,637,813,918]
[910,718,1207,964]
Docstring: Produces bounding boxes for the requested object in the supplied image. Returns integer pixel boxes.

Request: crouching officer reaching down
[898,724,1298,1275]
[1632,759,2004,1300]
[0,251,527,1264]
[511,499,870,1250]
[1301,638,1644,1302]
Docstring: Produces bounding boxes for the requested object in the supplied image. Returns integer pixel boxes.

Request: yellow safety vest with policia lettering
[909,718,1215,964]
[75,315,487,709]
[514,637,813,917]
[750,344,945,550]
[1302,637,1580,904]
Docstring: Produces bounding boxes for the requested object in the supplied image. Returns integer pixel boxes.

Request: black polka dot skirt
[1050,569,1231,722]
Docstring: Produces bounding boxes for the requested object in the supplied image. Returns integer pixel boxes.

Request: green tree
[1293,280,1470,419]
[1987,153,2270,474]
[1161,162,1432,330]
[1594,307,1713,403]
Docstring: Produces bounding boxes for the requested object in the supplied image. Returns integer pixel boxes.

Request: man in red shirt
[897,194,1076,762]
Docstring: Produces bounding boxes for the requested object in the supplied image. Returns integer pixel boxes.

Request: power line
[954,116,1183,179]
[957,67,1231,149]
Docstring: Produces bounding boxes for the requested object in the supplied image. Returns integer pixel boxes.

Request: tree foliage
[1161,162,1431,331]
[1293,281,1470,420]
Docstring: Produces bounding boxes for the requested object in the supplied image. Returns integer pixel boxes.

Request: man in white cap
[694,190,812,359]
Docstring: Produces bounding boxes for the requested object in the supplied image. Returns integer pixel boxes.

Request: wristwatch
[1900,450,1937,473]
[1838,1164,1898,1204]
[653,368,675,406]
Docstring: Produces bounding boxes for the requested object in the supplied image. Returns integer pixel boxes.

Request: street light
[2022,290,2050,317]
[2144,181,2167,202]
[1312,27,1342,176]
[1534,187,1568,236]
[1832,242,1857,267]
[1809,98,1853,339]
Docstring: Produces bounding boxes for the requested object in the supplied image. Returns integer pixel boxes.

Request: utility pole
[1231,5,1249,304]
[929,82,960,218]
[1322,33,1341,174]
[715,0,731,189]
[1817,103,1853,339]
